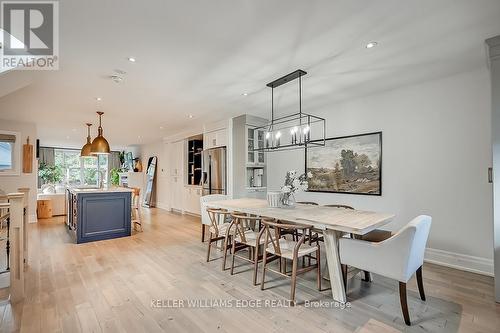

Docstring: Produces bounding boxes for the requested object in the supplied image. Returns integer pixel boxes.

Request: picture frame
[305,132,382,196]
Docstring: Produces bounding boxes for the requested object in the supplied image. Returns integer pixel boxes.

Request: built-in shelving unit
[187,138,203,185]
[232,114,268,198]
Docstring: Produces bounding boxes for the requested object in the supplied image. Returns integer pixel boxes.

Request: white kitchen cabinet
[170,140,185,212]
[184,186,202,215]
[204,128,227,149]
[170,140,184,176]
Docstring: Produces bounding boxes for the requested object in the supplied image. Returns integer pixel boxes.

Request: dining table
[206,198,395,303]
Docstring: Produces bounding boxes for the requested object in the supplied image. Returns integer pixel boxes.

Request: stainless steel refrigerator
[202,146,226,195]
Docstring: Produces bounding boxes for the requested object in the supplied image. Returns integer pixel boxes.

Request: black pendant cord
[299,74,302,129]
[271,87,274,132]
[299,74,302,117]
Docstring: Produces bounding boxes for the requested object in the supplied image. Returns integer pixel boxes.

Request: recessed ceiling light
[66,136,70,139]
[159,126,164,130]
[110,75,123,83]
[366,42,378,49]
[127,57,136,62]
[242,92,248,96]
[138,135,142,139]
[188,114,194,119]
[95,97,102,101]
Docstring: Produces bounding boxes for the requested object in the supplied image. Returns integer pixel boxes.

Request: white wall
[267,69,493,267]
[0,119,38,222]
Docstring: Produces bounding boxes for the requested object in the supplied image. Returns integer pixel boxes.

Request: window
[0,142,13,171]
[0,131,20,176]
[52,149,109,187]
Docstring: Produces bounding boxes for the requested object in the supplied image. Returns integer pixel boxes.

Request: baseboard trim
[425,248,493,277]
[156,202,170,211]
[184,211,201,217]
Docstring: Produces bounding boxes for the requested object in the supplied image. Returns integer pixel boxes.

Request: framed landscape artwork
[305,132,382,195]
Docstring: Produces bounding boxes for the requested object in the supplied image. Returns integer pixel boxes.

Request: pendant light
[90,111,110,154]
[251,69,325,152]
[80,123,94,156]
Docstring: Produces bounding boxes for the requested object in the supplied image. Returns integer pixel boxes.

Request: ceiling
[0,0,499,148]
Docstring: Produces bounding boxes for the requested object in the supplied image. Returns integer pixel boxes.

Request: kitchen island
[66,187,133,243]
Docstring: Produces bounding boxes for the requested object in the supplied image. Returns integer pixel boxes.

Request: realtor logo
[1,1,59,70]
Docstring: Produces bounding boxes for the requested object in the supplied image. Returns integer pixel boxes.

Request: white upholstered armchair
[339,215,432,326]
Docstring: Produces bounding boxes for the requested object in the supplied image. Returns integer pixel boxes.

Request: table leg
[323,229,346,303]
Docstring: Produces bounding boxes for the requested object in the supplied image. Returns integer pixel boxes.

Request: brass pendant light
[80,123,94,156]
[90,111,110,154]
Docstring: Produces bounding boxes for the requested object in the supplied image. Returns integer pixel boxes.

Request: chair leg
[416,266,426,301]
[201,224,206,242]
[399,282,411,326]
[362,271,372,282]
[253,245,259,286]
[206,233,212,262]
[341,264,348,293]
[316,248,321,291]
[290,257,298,305]
[230,238,237,275]
[222,235,230,271]
[260,250,268,290]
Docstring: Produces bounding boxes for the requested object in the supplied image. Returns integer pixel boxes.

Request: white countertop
[69,187,134,194]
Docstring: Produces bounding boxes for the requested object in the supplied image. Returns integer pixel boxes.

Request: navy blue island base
[66,187,132,244]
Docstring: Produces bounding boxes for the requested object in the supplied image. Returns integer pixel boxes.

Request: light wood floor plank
[0,210,497,333]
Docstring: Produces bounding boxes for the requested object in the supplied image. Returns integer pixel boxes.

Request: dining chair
[229,213,265,285]
[260,218,321,305]
[131,187,143,232]
[339,215,432,326]
[200,194,227,242]
[321,203,384,281]
[282,202,318,241]
[206,207,233,270]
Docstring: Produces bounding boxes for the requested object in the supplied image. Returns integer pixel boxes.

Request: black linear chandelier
[251,69,326,152]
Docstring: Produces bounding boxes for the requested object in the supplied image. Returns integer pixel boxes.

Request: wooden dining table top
[206,198,395,235]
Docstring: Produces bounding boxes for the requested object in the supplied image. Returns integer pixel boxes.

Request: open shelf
[187,138,203,185]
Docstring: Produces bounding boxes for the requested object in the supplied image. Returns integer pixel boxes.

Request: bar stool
[206,208,234,270]
[131,187,143,232]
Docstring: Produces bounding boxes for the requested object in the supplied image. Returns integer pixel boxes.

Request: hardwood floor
[0,208,499,332]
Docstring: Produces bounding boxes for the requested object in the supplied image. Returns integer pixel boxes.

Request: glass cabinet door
[257,130,265,164]
[247,128,255,164]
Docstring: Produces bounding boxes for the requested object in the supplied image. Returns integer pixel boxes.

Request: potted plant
[38,162,63,192]
[109,168,121,186]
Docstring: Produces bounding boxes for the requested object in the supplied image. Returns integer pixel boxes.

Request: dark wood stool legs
[399,282,411,326]
[416,265,425,301]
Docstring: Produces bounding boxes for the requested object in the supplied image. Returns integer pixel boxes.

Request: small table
[37,199,53,219]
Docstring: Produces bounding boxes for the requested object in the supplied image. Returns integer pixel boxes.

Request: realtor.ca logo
[1,1,59,70]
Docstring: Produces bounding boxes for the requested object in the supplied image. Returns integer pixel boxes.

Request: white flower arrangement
[281,170,311,195]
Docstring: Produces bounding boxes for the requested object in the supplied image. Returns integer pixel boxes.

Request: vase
[280,193,296,208]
